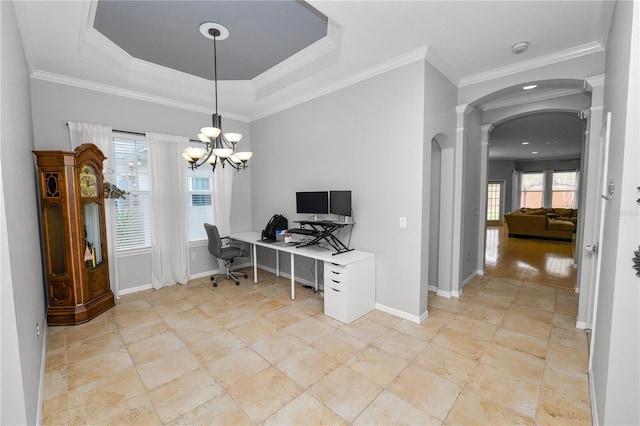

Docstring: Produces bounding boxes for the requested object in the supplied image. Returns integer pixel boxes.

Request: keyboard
[288,228,317,235]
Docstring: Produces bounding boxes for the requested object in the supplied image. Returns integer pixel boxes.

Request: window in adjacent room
[520,172,544,208]
[188,169,213,241]
[112,134,151,251]
[486,181,504,224]
[552,171,578,208]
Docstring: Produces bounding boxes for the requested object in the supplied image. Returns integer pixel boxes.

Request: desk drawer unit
[324,256,375,324]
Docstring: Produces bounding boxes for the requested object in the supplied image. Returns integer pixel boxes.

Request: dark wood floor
[484,224,576,290]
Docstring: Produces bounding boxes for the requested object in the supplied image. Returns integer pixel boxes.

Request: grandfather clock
[33,143,115,325]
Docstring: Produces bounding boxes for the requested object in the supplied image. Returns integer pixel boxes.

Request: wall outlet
[466,252,471,262]
[399,217,407,228]
[36,323,40,338]
[191,251,197,260]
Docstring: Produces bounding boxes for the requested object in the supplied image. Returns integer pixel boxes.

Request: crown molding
[425,47,460,86]
[482,88,585,111]
[253,20,342,99]
[12,2,36,75]
[77,0,98,53]
[31,70,250,122]
[459,41,605,87]
[250,45,429,121]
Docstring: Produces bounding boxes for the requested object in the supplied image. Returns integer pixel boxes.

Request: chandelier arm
[224,158,241,171]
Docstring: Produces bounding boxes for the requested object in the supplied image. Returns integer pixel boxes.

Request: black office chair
[204,223,249,287]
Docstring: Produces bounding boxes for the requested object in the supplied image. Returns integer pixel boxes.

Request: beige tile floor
[42,270,591,425]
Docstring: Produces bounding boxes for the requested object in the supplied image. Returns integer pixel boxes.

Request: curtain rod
[65,123,202,144]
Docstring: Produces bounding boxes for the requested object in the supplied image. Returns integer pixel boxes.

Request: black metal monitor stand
[294,220,354,255]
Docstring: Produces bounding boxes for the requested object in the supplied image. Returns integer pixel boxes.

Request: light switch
[399,217,407,228]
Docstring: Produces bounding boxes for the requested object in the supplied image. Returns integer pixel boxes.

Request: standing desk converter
[230,231,375,323]
[289,219,354,254]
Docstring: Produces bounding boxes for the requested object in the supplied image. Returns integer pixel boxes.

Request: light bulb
[224,133,242,143]
[212,148,233,158]
[235,152,253,162]
[185,147,206,159]
[197,133,211,143]
[201,126,222,138]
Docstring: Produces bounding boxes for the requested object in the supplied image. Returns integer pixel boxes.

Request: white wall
[0,2,46,424]
[592,1,640,424]
[250,61,430,319]
[30,80,253,291]
[421,60,458,308]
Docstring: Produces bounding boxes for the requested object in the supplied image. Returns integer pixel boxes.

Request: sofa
[503,207,577,242]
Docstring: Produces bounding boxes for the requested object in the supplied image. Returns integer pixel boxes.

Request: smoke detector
[511,41,529,54]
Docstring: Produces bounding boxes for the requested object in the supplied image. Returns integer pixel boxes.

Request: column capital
[456,104,474,115]
[584,74,605,91]
[481,124,495,133]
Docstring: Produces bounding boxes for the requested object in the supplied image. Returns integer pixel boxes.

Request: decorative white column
[449,104,474,297]
[477,124,494,275]
[577,74,605,329]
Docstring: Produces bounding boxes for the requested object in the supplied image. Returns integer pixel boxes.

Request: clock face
[79,165,98,198]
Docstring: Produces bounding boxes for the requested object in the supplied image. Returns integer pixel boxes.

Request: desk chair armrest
[221,236,246,254]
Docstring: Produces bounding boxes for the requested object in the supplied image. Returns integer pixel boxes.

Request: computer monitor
[296,191,329,219]
[330,190,352,217]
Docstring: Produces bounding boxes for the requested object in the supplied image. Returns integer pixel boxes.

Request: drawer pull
[331,288,341,292]
[332,279,341,284]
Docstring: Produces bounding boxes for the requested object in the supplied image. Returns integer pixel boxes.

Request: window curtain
[146,132,190,288]
[67,122,120,298]
[511,170,521,211]
[542,170,553,208]
[212,164,234,271]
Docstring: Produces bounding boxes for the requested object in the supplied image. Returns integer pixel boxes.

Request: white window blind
[188,169,214,241]
[112,135,151,251]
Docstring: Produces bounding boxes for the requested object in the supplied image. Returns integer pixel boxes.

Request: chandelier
[182,22,253,172]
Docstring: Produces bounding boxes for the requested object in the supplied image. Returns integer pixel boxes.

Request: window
[112,135,151,251]
[520,173,544,208]
[552,171,578,208]
[486,181,504,222]
[188,169,213,241]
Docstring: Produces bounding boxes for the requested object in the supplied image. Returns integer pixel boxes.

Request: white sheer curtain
[212,164,235,271]
[146,132,190,288]
[67,122,120,298]
[511,170,521,211]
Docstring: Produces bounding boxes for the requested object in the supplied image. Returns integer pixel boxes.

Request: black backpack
[262,214,288,241]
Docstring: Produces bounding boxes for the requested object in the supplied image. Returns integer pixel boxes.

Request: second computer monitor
[296,191,329,216]
[330,190,352,217]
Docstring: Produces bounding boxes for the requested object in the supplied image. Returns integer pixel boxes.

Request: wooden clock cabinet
[33,143,115,325]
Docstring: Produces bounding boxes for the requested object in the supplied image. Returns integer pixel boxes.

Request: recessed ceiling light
[521,141,530,145]
[523,84,538,90]
[531,151,538,154]
[511,41,529,54]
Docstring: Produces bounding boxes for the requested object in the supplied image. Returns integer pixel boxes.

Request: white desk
[230,231,375,317]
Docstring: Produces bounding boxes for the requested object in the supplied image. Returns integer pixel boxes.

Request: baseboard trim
[461,271,479,288]
[589,367,599,425]
[118,283,153,295]
[36,325,47,426]
[576,320,588,330]
[375,303,426,324]
[452,288,464,298]
[436,289,452,298]
[428,285,438,293]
